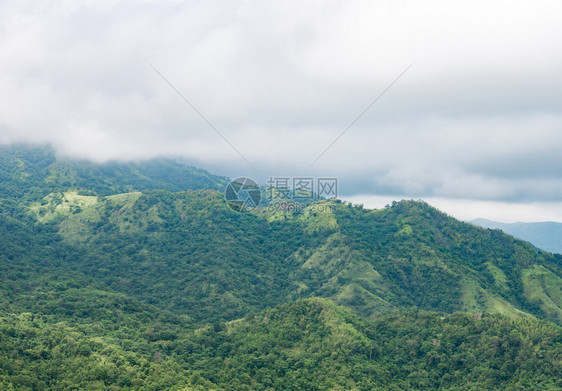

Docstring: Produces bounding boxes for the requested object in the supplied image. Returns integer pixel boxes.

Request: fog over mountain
[1,1,562,222]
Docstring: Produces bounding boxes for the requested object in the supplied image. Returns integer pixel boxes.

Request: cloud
[1,0,562,218]
[346,194,562,224]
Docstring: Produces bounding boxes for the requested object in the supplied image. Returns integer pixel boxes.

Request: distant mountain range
[471,218,562,254]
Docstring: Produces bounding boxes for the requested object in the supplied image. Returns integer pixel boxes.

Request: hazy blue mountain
[472,218,562,254]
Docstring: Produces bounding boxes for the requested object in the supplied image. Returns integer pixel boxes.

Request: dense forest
[1,145,561,389]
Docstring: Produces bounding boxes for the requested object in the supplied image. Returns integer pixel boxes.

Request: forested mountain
[19,178,562,325]
[472,218,562,254]
[1,145,562,389]
[0,144,227,201]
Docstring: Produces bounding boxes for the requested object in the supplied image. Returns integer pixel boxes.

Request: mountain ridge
[0,144,228,201]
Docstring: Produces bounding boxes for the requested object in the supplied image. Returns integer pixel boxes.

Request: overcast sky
[1,0,562,222]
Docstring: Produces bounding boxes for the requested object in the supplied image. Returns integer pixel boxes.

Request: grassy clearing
[522,265,562,323]
[486,262,509,292]
[461,278,528,318]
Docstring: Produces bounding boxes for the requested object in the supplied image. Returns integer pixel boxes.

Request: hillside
[1,144,562,389]
[2,146,562,325]
[2,299,561,390]
[173,299,562,390]
[19,186,562,326]
[0,144,227,201]
[472,218,562,254]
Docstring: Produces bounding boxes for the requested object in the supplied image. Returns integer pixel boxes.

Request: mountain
[2,145,562,325]
[472,218,562,254]
[22,187,562,325]
[0,144,227,201]
[1,144,562,389]
[10,186,561,325]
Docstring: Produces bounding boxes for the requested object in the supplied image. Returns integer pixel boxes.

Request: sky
[1,0,562,222]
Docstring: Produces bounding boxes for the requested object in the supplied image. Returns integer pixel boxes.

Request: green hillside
[21,184,562,325]
[2,299,561,390]
[173,298,562,390]
[1,145,562,389]
[0,144,227,201]
[0,313,205,390]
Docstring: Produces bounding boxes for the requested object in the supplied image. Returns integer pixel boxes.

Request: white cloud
[345,194,562,223]
[1,0,562,220]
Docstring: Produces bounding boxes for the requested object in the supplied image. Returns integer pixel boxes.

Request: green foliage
[2,145,562,389]
[171,299,562,390]
[0,313,210,390]
[282,200,562,322]
[0,144,227,202]
[1,299,561,390]
[4,145,562,326]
